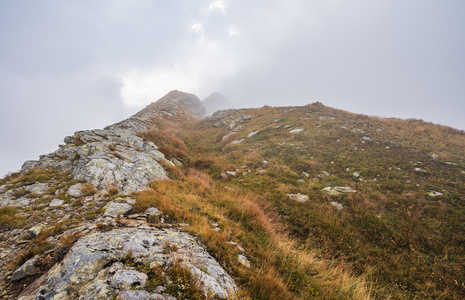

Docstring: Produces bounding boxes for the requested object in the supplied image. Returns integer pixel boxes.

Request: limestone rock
[145,207,162,216]
[238,255,250,268]
[29,224,46,237]
[31,228,237,299]
[231,139,244,145]
[288,193,309,203]
[428,191,443,197]
[67,183,83,198]
[49,199,64,207]
[169,158,183,167]
[10,258,41,281]
[24,183,49,195]
[20,128,169,194]
[322,186,356,196]
[330,201,344,210]
[247,131,259,138]
[103,202,132,217]
[289,128,304,134]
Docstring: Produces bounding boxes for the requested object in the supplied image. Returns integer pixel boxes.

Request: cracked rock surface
[23,228,236,300]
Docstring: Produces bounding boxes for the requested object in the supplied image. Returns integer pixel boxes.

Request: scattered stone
[330,201,343,210]
[428,191,444,197]
[170,158,183,167]
[353,171,360,178]
[11,258,41,281]
[225,171,237,177]
[362,136,372,141]
[322,187,356,196]
[29,224,46,237]
[7,198,32,207]
[302,172,309,178]
[288,193,309,203]
[238,255,250,268]
[67,183,83,198]
[24,183,49,195]
[415,168,426,172]
[145,207,162,216]
[247,131,259,138]
[103,202,132,217]
[322,171,330,176]
[49,199,64,207]
[231,139,244,145]
[289,128,304,134]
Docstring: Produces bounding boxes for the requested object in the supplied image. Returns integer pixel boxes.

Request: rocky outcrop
[25,228,236,300]
[21,128,168,193]
[1,91,238,299]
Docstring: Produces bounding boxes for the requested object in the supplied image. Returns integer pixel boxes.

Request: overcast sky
[1,0,464,176]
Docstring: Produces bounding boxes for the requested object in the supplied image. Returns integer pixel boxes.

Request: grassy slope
[140,103,465,299]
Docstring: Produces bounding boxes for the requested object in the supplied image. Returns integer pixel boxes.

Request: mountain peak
[135,90,206,119]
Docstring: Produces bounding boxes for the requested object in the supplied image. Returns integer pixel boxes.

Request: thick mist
[1,0,464,176]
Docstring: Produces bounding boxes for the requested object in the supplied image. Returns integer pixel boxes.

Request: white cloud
[119,36,241,107]
[228,24,240,37]
[209,0,226,13]
[120,66,202,107]
[190,22,205,35]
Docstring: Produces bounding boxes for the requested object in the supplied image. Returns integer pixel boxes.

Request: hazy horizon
[1,0,464,176]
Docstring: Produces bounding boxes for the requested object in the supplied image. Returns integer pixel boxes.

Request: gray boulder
[49,199,64,207]
[67,183,83,198]
[11,258,41,281]
[103,202,132,217]
[288,193,309,203]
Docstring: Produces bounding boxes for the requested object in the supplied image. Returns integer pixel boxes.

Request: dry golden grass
[81,183,97,196]
[135,168,372,299]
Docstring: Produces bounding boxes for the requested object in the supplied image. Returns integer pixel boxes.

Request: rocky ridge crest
[0,91,237,299]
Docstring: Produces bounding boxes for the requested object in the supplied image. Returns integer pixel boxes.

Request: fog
[1,0,464,176]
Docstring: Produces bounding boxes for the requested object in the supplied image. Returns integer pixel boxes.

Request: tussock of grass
[0,206,27,228]
[81,183,97,197]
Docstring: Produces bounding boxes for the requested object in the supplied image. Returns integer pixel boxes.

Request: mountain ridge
[1,90,464,299]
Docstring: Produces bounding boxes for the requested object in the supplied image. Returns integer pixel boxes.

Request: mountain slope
[1,92,464,299]
[145,102,465,299]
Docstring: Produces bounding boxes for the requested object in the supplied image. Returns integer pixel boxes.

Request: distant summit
[135,90,206,119]
[202,92,233,116]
